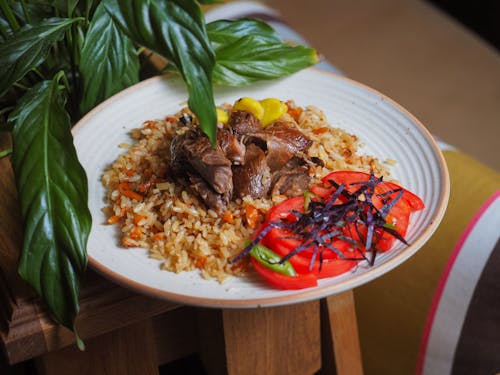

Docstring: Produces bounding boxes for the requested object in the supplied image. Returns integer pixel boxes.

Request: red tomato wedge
[260,195,361,278]
[318,171,423,251]
[262,238,359,278]
[250,257,317,289]
[320,171,425,210]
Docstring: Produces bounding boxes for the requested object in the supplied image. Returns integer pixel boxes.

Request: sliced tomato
[263,222,352,260]
[319,170,423,251]
[263,238,359,278]
[320,171,425,211]
[250,257,317,289]
[260,194,360,277]
[264,195,355,260]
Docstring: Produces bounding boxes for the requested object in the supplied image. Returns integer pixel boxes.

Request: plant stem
[32,68,46,81]
[0,0,20,31]
[0,21,8,40]
[13,82,30,91]
[19,0,31,24]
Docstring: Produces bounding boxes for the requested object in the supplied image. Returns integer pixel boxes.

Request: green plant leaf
[207,19,280,48]
[79,3,139,114]
[207,19,318,86]
[0,17,83,98]
[0,148,12,158]
[102,0,217,144]
[9,73,91,338]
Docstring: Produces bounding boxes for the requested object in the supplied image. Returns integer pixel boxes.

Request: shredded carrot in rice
[222,211,234,224]
[107,215,121,224]
[244,204,261,229]
[130,226,143,240]
[153,233,165,241]
[313,127,329,135]
[133,215,147,225]
[121,190,143,202]
[287,106,303,121]
[195,257,207,268]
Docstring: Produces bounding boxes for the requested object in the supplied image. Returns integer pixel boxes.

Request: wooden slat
[0,133,35,319]
[321,291,363,375]
[198,301,322,375]
[1,270,181,364]
[36,319,159,375]
[196,307,228,374]
[153,307,199,366]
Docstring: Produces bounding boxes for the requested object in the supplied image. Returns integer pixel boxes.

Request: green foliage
[0,0,317,345]
[79,3,139,114]
[207,19,318,86]
[10,74,91,347]
[102,0,217,144]
[0,17,82,97]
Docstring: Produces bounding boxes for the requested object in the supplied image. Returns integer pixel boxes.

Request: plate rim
[74,68,450,308]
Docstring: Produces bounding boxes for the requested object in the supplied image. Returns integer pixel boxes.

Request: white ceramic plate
[73,69,449,308]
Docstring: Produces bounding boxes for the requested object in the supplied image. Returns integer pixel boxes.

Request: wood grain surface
[197,301,322,375]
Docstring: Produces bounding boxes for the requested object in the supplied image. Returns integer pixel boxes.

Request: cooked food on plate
[102,98,424,288]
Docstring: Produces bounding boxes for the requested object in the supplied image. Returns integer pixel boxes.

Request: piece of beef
[270,156,311,197]
[244,120,313,172]
[188,173,229,213]
[233,144,271,198]
[217,126,245,165]
[170,129,233,197]
[229,110,262,135]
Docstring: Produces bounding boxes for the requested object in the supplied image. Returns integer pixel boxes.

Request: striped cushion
[418,191,500,374]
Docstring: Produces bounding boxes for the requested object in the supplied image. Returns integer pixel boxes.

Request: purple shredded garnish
[231,173,411,269]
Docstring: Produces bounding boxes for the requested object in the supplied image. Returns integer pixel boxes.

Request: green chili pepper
[303,189,313,210]
[249,243,297,276]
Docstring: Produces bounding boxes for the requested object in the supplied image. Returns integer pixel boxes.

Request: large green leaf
[207,19,318,86]
[79,3,139,114]
[0,17,82,98]
[102,0,217,144]
[10,74,91,346]
[207,19,280,48]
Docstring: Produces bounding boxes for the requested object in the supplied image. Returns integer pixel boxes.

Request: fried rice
[101,101,391,282]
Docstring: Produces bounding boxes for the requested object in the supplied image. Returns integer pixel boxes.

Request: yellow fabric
[354,150,500,375]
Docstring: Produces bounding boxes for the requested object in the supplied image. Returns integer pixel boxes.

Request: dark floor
[1,354,208,375]
[427,0,500,51]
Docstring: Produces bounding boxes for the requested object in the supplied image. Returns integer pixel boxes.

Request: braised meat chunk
[229,110,262,135]
[270,156,311,197]
[217,126,245,165]
[233,144,271,198]
[169,104,321,213]
[171,128,233,211]
[188,173,229,213]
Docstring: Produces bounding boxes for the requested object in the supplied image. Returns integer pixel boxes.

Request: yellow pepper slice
[260,98,288,127]
[216,108,229,124]
[233,97,264,120]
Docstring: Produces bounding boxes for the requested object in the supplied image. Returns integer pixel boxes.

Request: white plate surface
[73,69,449,308]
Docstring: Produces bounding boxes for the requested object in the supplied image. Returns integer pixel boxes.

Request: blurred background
[265,0,500,172]
[428,0,500,51]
